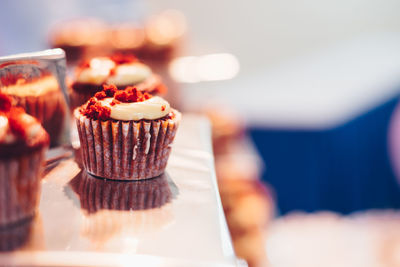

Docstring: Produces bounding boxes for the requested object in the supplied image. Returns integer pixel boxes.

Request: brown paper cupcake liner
[0,149,46,227]
[12,90,67,146]
[75,110,181,180]
[69,171,172,214]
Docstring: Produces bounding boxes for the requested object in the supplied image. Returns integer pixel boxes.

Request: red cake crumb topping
[109,53,138,65]
[81,98,111,120]
[78,60,91,69]
[161,105,166,111]
[110,99,120,106]
[114,86,152,103]
[0,93,47,143]
[94,91,107,100]
[77,54,139,72]
[103,84,118,96]
[80,84,154,120]
[109,68,117,76]
[7,107,29,139]
[1,72,55,88]
[0,73,25,87]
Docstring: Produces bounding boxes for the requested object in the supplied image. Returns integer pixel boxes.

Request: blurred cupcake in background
[108,23,146,57]
[0,73,67,146]
[204,107,245,155]
[107,10,186,62]
[70,54,167,109]
[203,106,273,267]
[49,18,110,65]
[0,93,49,227]
[138,10,186,62]
[106,10,186,109]
[219,178,273,267]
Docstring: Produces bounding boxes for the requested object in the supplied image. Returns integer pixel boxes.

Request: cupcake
[74,84,181,180]
[107,24,146,55]
[69,171,172,214]
[70,54,167,109]
[0,93,49,227]
[49,18,109,65]
[218,179,272,267]
[0,74,67,146]
[139,10,186,61]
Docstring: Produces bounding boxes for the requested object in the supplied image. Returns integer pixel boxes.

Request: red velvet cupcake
[74,85,180,180]
[0,74,67,146]
[70,54,167,109]
[0,93,49,227]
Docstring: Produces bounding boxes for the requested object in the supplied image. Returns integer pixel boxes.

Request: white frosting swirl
[107,63,152,85]
[77,58,115,84]
[0,113,41,144]
[1,76,59,97]
[76,57,152,86]
[99,96,170,121]
[0,116,12,143]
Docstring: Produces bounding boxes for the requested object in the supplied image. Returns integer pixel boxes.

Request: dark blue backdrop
[250,97,400,214]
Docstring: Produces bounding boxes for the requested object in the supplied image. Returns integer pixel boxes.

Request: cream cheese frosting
[1,76,59,97]
[99,96,170,121]
[77,58,116,84]
[0,113,42,144]
[76,57,152,86]
[0,115,11,143]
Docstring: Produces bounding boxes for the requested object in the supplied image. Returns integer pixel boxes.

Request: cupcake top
[0,75,59,97]
[75,54,153,86]
[79,84,172,121]
[0,93,49,152]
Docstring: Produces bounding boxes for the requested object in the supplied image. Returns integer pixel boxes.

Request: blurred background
[2,0,400,266]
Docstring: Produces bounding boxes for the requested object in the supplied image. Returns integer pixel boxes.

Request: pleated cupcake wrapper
[75,110,181,180]
[0,149,45,227]
[12,90,67,146]
[71,172,172,214]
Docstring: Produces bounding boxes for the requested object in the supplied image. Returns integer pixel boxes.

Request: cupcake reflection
[69,171,173,214]
[69,171,174,249]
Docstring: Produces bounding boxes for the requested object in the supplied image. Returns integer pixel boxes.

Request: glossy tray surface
[0,114,237,267]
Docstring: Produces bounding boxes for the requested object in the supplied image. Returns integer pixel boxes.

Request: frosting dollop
[1,75,59,97]
[76,56,152,86]
[101,96,170,121]
[0,93,49,146]
[80,85,171,121]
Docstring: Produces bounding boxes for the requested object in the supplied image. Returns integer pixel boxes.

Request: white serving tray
[0,114,240,267]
